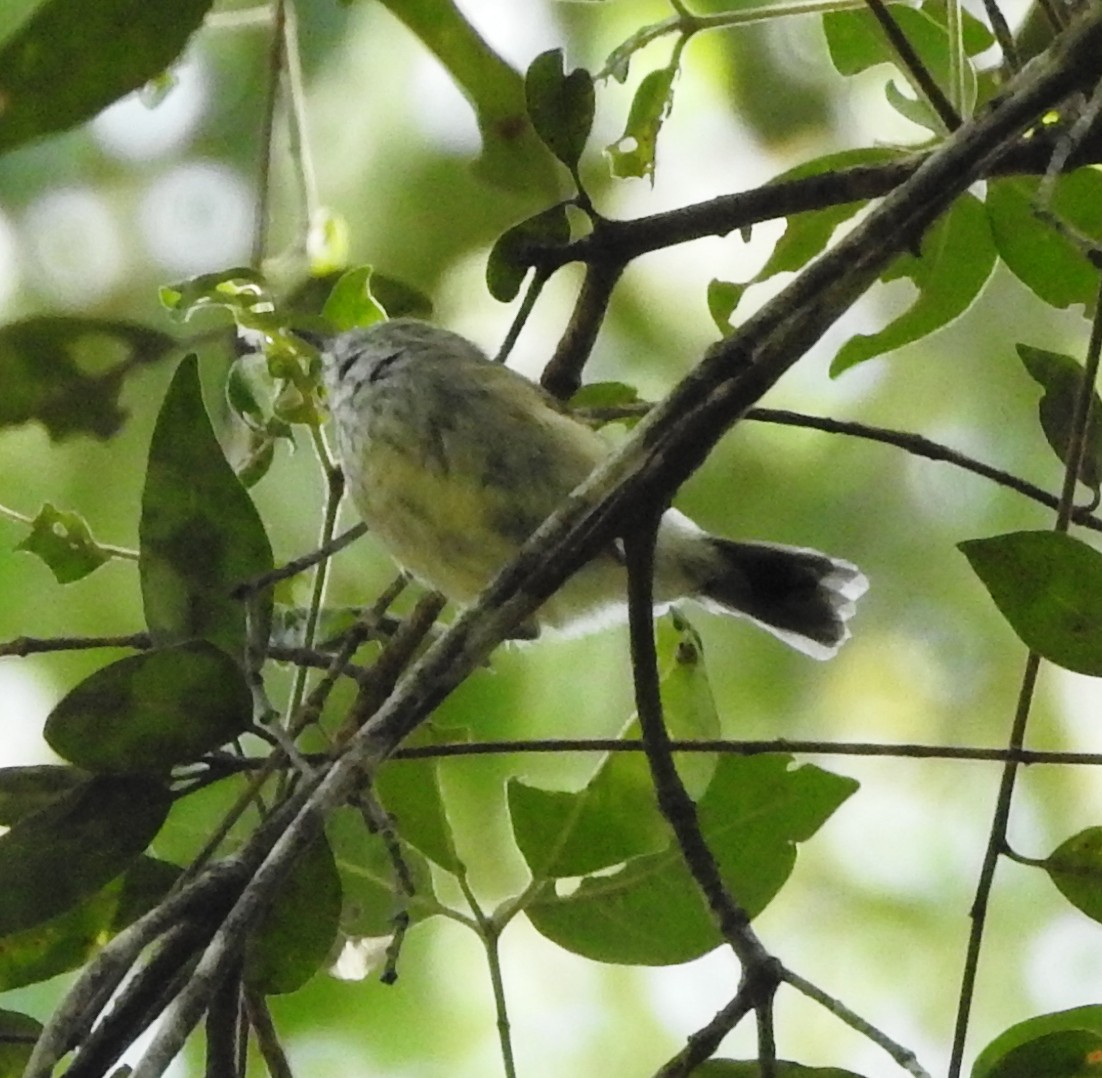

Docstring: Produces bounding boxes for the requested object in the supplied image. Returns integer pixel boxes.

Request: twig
[403,736,1102,766]
[252,0,286,267]
[494,267,550,365]
[244,992,295,1078]
[0,631,151,657]
[578,404,1102,533]
[541,257,627,399]
[624,508,779,1064]
[231,522,367,599]
[949,274,1102,1076]
[653,983,756,1076]
[863,0,961,130]
[785,968,931,1076]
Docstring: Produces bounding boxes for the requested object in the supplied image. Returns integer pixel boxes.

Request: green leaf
[708,280,746,337]
[713,148,902,324]
[45,642,252,774]
[0,764,88,825]
[568,380,644,411]
[510,613,719,880]
[974,1007,1102,1078]
[0,0,213,153]
[321,266,389,332]
[376,0,559,197]
[376,727,464,874]
[832,192,995,373]
[960,531,1102,674]
[0,856,177,992]
[486,203,570,302]
[606,65,676,181]
[0,317,176,440]
[690,1062,865,1077]
[823,2,992,123]
[244,832,343,995]
[987,172,1102,309]
[525,49,594,172]
[0,1009,42,1077]
[1017,344,1102,496]
[224,355,296,488]
[327,805,437,939]
[139,355,273,658]
[0,774,171,936]
[980,1029,1102,1078]
[16,502,114,583]
[1044,828,1102,923]
[524,755,856,964]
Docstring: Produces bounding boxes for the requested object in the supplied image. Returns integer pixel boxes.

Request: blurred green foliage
[1,1,1102,1077]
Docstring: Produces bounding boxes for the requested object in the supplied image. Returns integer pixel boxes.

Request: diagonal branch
[43,12,1102,1075]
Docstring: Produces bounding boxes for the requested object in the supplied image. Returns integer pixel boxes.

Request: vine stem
[458,872,517,1078]
[949,277,1102,1075]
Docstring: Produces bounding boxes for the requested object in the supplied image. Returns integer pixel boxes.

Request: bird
[315,318,867,658]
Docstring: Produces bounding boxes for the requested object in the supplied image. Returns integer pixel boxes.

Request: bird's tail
[691,537,868,660]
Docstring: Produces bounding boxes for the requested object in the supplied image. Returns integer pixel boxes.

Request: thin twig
[653,983,756,1076]
[0,631,151,657]
[864,0,961,130]
[949,275,1102,1077]
[231,522,367,599]
[252,0,286,268]
[785,968,931,1076]
[624,508,779,1062]
[580,402,1102,531]
[244,992,295,1078]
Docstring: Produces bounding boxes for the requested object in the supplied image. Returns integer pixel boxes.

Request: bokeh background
[2,0,1101,1075]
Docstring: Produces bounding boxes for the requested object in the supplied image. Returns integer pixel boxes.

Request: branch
[74,14,1102,1073]
[624,508,779,1059]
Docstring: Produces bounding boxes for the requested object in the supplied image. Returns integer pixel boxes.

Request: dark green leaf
[832,192,995,373]
[376,0,559,197]
[139,355,273,658]
[981,1029,1102,1078]
[0,317,176,439]
[0,1009,42,1076]
[45,642,252,774]
[524,755,856,964]
[1044,828,1102,923]
[0,774,171,936]
[244,832,342,995]
[974,1007,1102,1078]
[987,173,1102,309]
[486,203,570,301]
[0,764,88,825]
[16,502,114,583]
[0,0,213,153]
[0,856,177,992]
[960,531,1102,674]
[1017,344,1102,495]
[525,49,594,171]
[322,266,389,331]
[606,65,676,181]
